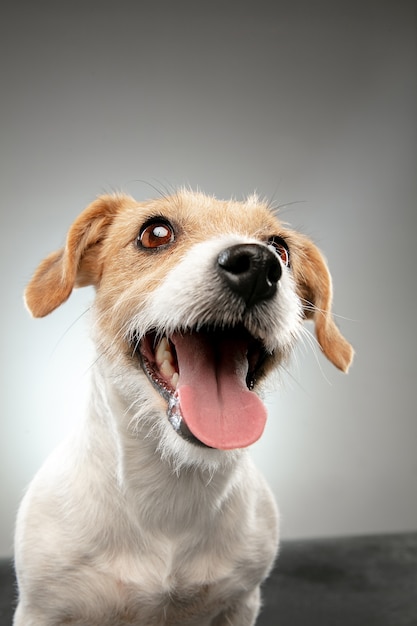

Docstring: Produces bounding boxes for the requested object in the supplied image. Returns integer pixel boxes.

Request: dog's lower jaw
[92,360,242,481]
[138,343,208,449]
[133,326,275,451]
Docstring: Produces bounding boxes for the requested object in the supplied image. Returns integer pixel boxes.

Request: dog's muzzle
[133,242,284,451]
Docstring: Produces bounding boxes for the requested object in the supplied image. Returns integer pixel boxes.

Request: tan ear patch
[24,194,127,318]
[289,232,354,373]
[25,249,72,318]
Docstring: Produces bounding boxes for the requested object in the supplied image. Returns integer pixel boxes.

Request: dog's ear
[290,233,354,373]
[25,194,125,318]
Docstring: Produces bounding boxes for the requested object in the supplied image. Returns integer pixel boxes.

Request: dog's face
[25,191,353,461]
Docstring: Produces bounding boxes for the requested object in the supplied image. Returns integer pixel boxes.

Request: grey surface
[2,533,417,626]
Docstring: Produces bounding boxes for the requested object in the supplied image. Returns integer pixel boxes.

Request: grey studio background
[1,1,416,558]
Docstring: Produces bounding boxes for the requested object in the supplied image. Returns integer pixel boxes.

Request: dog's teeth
[155,337,168,364]
[153,336,179,389]
[155,337,173,365]
[160,359,176,380]
[163,350,173,363]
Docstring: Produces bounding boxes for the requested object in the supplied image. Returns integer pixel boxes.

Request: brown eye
[268,236,290,267]
[139,220,175,249]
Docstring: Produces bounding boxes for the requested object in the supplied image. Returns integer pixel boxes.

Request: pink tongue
[172,332,267,450]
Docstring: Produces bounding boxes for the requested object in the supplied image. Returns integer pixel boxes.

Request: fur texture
[14,190,353,625]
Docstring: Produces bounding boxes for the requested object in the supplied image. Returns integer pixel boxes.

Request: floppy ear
[290,233,354,373]
[25,194,125,318]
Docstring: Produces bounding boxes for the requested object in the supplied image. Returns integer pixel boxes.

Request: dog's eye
[138,220,175,249]
[267,236,290,267]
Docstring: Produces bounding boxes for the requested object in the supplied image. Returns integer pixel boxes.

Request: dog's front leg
[212,587,261,626]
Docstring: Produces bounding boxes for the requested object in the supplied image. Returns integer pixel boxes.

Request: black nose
[217,243,282,307]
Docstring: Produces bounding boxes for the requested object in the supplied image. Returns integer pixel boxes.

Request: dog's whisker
[299,297,355,322]
[49,306,92,357]
[125,178,172,201]
[277,356,313,400]
[298,326,332,385]
[269,199,307,218]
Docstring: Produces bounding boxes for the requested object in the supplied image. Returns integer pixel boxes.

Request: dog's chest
[111,581,222,626]
[83,552,242,626]
[84,531,264,626]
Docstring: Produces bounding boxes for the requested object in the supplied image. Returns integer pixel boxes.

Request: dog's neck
[81,363,247,535]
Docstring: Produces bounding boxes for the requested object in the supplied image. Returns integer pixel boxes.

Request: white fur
[14,217,302,625]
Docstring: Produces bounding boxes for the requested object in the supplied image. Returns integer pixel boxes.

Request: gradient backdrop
[1,0,416,557]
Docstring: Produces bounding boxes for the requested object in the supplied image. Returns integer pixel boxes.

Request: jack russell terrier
[14,190,353,625]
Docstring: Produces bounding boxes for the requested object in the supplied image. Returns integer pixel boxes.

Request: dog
[14,190,353,625]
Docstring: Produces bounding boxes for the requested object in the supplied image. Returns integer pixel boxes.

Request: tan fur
[15,190,353,626]
[25,191,353,370]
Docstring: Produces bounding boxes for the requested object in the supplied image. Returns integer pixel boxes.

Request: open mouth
[135,326,270,450]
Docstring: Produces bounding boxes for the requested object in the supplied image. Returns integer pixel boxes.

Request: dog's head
[25,190,353,458]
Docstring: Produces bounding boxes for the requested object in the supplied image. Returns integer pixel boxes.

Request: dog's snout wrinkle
[217,243,282,308]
